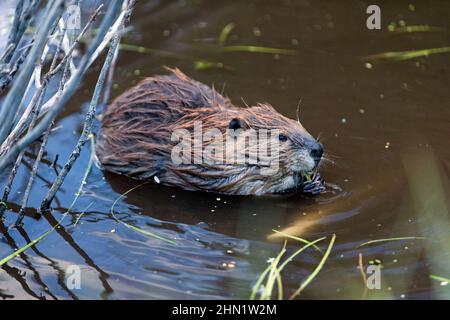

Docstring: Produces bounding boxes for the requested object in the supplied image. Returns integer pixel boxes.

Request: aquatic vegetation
[364,46,450,63]
[222,45,297,55]
[218,23,235,45]
[390,25,448,33]
[358,236,426,247]
[272,229,322,252]
[289,234,336,299]
[250,231,334,300]
[110,182,177,245]
[429,274,450,285]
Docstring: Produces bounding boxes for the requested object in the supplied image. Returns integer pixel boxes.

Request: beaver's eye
[229,118,245,130]
[278,133,288,142]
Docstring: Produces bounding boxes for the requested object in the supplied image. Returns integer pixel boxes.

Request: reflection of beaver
[97,68,325,195]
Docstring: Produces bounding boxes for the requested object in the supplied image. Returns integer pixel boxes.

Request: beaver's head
[168,103,323,195]
[223,103,323,194]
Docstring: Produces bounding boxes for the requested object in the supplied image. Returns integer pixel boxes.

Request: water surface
[0,0,449,299]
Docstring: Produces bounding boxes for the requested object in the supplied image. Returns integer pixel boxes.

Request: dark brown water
[1,0,449,299]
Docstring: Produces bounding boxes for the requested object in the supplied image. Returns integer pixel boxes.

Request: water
[1,0,449,299]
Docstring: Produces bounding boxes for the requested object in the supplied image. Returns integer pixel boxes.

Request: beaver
[96,68,325,195]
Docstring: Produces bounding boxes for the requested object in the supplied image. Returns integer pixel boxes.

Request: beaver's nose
[309,142,323,165]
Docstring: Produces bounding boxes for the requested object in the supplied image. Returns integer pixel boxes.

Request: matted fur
[97,68,319,195]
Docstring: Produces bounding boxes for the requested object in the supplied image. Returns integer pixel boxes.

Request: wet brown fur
[97,68,318,195]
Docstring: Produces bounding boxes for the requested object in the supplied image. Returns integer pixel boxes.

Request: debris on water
[385,142,390,149]
[110,229,116,233]
[291,38,299,46]
[252,27,262,37]
[216,197,221,201]
[408,4,415,11]
[365,62,372,69]
[341,118,347,124]
[400,294,406,298]
[359,108,365,114]
[154,176,160,183]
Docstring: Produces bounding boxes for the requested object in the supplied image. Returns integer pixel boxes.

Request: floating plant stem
[429,274,450,284]
[0,228,54,266]
[289,234,336,299]
[110,182,177,245]
[364,46,450,63]
[218,23,235,45]
[222,45,297,55]
[391,25,447,33]
[358,236,426,247]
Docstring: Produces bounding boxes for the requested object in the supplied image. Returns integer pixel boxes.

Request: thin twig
[0,0,64,144]
[40,1,133,212]
[0,0,125,164]
[16,42,72,226]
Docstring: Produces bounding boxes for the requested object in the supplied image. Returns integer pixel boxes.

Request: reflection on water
[1,0,449,299]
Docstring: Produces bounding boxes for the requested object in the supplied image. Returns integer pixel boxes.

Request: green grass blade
[364,46,450,63]
[218,23,235,45]
[429,274,450,283]
[222,45,297,55]
[250,241,286,300]
[289,234,336,299]
[358,236,426,247]
[0,229,53,266]
[110,181,177,245]
[272,229,323,253]
[391,25,448,33]
[277,237,327,273]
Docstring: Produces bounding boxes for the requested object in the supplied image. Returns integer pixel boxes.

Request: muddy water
[1,0,449,299]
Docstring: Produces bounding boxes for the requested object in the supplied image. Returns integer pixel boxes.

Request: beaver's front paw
[301,172,325,195]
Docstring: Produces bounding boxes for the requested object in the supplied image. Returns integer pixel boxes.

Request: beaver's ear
[228,118,245,130]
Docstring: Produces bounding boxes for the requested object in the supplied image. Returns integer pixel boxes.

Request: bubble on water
[341,118,347,124]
